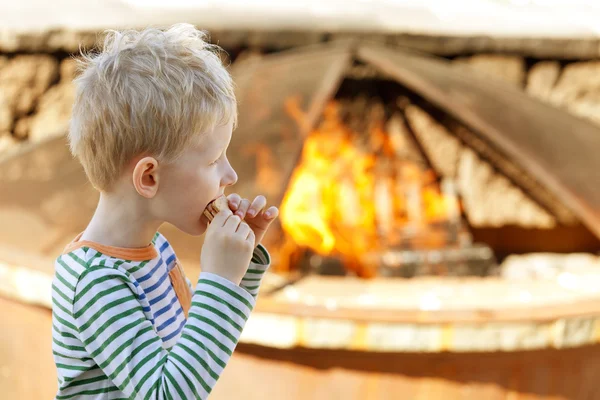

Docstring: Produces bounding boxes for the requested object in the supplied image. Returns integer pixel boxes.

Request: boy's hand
[201,209,255,285]
[227,194,279,247]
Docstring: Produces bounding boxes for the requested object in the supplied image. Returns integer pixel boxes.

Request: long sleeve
[240,244,270,298]
[72,265,255,400]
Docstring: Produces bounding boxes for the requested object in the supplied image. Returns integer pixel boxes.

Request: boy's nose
[223,164,238,187]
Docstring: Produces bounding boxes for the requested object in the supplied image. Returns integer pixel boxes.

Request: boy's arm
[239,244,270,298]
[73,265,255,400]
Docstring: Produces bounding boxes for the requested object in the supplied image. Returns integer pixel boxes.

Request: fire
[280,100,459,276]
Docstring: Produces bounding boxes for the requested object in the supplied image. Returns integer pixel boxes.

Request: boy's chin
[176,219,208,236]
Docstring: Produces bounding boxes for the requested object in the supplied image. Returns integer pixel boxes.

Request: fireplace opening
[275,72,498,278]
[227,45,600,281]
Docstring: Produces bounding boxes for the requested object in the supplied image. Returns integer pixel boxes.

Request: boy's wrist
[204,270,242,286]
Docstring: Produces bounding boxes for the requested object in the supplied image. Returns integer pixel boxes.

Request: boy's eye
[210,155,221,166]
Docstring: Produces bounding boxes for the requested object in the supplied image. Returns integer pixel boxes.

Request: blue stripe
[161,317,186,342]
[165,254,176,269]
[159,240,169,253]
[131,281,147,301]
[137,259,164,283]
[148,284,175,306]
[146,271,169,293]
[153,295,179,319]
[156,307,184,332]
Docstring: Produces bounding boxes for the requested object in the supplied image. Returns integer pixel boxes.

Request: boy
[51,24,278,399]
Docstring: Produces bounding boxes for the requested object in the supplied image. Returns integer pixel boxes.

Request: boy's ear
[132,157,160,198]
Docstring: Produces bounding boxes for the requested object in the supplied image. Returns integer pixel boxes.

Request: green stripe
[186,325,232,356]
[245,269,265,275]
[191,301,243,332]
[244,285,260,291]
[57,257,79,279]
[66,251,90,268]
[53,312,77,331]
[133,353,167,398]
[180,333,225,369]
[100,325,153,369]
[53,337,85,352]
[53,324,77,339]
[242,277,262,282]
[170,359,202,399]
[256,245,270,264]
[194,292,248,321]
[85,315,144,351]
[121,347,163,396]
[128,259,150,273]
[56,363,94,372]
[73,284,130,319]
[164,369,187,400]
[56,385,119,399]
[52,297,73,317]
[145,379,161,400]
[52,351,92,362]
[52,284,72,305]
[62,374,108,389]
[171,350,212,393]
[74,274,125,304]
[55,271,75,292]
[176,341,219,380]
[77,295,139,333]
[188,313,238,343]
[109,334,159,382]
[198,279,253,310]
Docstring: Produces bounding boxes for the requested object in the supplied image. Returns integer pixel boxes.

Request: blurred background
[2,1,600,399]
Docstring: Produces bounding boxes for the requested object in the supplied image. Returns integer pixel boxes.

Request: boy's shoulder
[55,246,124,283]
[55,232,173,286]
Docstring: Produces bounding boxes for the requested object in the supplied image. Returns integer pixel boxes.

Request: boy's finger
[236,221,251,237]
[235,198,251,218]
[263,206,279,220]
[247,195,267,218]
[210,208,233,227]
[246,229,256,245]
[224,213,243,231]
[227,193,242,210]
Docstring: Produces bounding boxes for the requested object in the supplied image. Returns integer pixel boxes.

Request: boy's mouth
[202,195,229,223]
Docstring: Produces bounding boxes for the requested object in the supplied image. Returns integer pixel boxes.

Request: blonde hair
[69,23,237,191]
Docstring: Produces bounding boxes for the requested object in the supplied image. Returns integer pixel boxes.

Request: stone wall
[3,48,600,158]
[0,54,75,157]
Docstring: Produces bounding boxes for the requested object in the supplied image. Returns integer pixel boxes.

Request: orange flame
[279,101,458,275]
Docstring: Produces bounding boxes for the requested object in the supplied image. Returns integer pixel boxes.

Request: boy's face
[155,121,238,235]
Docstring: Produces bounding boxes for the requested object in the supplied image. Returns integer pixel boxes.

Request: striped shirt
[51,231,270,399]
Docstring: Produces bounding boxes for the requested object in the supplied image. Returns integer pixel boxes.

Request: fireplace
[226,40,600,281]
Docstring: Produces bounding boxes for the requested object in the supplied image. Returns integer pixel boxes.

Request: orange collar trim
[63,232,158,261]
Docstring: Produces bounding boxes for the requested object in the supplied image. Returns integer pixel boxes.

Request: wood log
[385,113,426,166]
[404,105,557,229]
[404,105,461,178]
[457,147,556,229]
[444,119,577,225]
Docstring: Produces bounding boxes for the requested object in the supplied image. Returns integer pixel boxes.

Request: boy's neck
[81,192,161,249]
